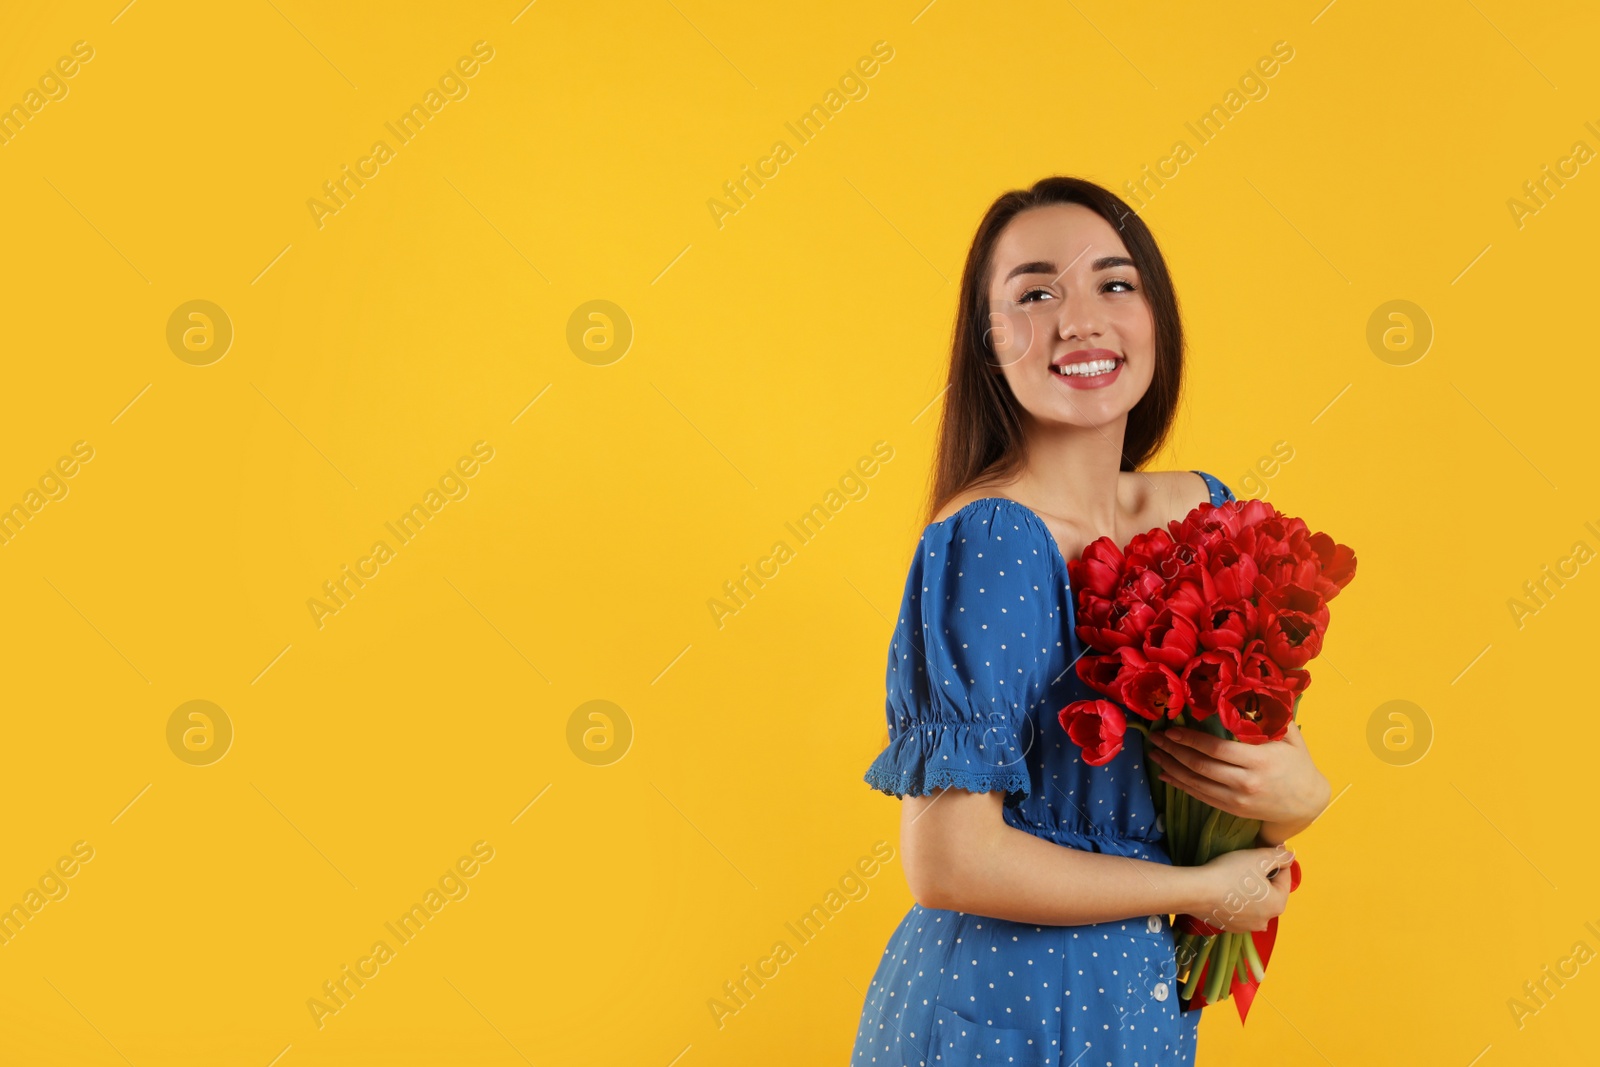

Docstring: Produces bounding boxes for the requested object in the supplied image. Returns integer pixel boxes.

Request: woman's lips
[1051,354,1124,390]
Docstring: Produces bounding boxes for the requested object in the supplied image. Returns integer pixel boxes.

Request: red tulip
[1235,499,1278,529]
[1216,681,1296,743]
[1142,607,1200,670]
[1259,584,1330,670]
[1068,536,1125,599]
[1205,540,1261,604]
[1161,559,1215,622]
[1120,568,1167,604]
[1181,647,1242,720]
[1122,661,1190,721]
[1124,527,1177,573]
[1058,699,1127,765]
[1173,500,1246,546]
[1075,645,1147,700]
[1198,599,1257,651]
[1238,639,1309,695]
[1076,594,1158,649]
[1306,530,1358,599]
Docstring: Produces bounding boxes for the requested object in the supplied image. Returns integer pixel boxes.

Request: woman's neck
[1005,415,1141,537]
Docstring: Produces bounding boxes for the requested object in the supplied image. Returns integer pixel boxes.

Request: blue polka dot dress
[852,471,1236,1067]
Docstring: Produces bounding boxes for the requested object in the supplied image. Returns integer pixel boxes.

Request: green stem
[1177,931,1199,973]
[1204,933,1233,1004]
[1193,804,1221,866]
[1166,781,1182,863]
[1179,788,1193,864]
[1173,784,1186,865]
[1242,933,1266,981]
[1181,934,1215,1001]
[1230,934,1246,1001]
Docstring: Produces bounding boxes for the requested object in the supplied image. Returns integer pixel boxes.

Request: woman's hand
[1194,846,1296,933]
[1145,722,1331,845]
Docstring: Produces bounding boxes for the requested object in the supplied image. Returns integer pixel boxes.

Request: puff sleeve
[1194,469,1236,506]
[863,502,1063,807]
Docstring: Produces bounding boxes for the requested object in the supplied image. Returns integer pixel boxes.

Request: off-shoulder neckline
[925,470,1227,572]
[927,495,1048,528]
[925,496,1072,574]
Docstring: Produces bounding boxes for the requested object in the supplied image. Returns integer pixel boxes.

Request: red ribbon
[1175,857,1301,1023]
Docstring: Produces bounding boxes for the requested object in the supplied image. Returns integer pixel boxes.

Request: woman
[849,176,1331,1066]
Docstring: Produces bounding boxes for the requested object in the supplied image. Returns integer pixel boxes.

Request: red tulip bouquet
[1056,498,1356,1021]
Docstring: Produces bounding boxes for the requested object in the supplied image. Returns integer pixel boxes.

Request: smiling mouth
[1053,356,1124,378]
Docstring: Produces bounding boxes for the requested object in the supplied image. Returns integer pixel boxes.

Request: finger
[1146,750,1207,792]
[1160,727,1258,769]
[1149,737,1249,790]
[1152,761,1232,811]
[1259,847,1294,874]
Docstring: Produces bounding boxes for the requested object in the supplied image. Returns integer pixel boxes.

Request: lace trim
[864,763,1031,801]
[862,717,1032,803]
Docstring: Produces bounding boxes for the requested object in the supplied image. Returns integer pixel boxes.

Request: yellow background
[1,0,1596,1064]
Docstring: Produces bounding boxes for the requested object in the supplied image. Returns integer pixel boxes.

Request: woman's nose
[1057,291,1100,340]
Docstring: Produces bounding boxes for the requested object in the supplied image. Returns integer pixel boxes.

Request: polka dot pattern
[853,472,1236,1066]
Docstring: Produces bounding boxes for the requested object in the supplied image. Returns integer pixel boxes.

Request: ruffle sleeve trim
[862,719,1032,804]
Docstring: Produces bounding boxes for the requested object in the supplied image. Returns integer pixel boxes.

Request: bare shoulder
[1128,469,1212,527]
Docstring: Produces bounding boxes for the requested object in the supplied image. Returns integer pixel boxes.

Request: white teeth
[1054,358,1120,377]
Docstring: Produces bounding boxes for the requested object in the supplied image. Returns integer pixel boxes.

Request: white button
[1154,813,1164,833]
[1147,914,1162,933]
[1152,982,1169,1002]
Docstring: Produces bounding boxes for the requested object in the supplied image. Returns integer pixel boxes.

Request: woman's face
[984,202,1156,431]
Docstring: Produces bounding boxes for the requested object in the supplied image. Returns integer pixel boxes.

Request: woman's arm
[901,788,1292,930]
[1145,721,1332,847]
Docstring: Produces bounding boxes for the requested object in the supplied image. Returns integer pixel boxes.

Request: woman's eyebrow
[1002,260,1056,282]
[1002,255,1137,283]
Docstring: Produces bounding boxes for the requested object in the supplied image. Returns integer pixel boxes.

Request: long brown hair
[925,176,1186,525]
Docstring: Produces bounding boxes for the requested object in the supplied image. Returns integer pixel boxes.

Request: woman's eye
[1104,277,1138,293]
[1018,287,1052,304]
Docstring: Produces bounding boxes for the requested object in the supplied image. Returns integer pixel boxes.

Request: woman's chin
[1019,390,1135,427]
